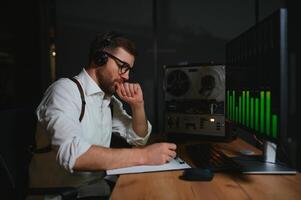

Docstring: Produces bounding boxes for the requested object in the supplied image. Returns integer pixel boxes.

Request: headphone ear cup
[94,51,108,66]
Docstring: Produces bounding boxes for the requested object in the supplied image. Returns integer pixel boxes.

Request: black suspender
[35,78,114,154]
[35,78,85,154]
[69,77,113,122]
[109,101,113,118]
[69,77,86,122]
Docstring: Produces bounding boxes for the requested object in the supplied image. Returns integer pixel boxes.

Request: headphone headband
[92,31,120,66]
[101,31,122,50]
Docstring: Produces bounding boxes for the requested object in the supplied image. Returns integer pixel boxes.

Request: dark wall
[1,1,41,109]
[0,0,54,110]
[0,1,51,198]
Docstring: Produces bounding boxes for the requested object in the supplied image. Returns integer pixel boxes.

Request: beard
[99,77,119,96]
[95,67,122,96]
[99,79,115,95]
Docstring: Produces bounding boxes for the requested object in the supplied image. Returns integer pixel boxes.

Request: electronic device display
[226,8,296,174]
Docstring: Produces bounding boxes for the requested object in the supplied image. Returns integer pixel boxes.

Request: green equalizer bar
[272,115,278,138]
[239,96,242,124]
[233,90,235,121]
[227,90,230,119]
[255,98,259,131]
[266,91,271,136]
[226,89,278,139]
[260,91,265,134]
[242,91,245,126]
[246,91,250,127]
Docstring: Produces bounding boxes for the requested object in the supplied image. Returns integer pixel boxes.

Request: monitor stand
[232,141,297,174]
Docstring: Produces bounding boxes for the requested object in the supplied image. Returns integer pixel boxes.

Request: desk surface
[110,138,301,200]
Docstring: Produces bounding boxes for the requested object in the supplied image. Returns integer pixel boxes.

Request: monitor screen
[225,8,296,173]
[226,8,287,143]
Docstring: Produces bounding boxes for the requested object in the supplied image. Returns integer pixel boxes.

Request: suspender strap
[109,102,113,118]
[69,77,86,122]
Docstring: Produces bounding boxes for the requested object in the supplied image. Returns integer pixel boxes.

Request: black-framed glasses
[104,51,131,74]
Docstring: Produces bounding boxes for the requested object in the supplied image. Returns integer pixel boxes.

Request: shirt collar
[76,68,104,96]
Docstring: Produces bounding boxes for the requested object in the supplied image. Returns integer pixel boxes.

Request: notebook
[106,156,191,175]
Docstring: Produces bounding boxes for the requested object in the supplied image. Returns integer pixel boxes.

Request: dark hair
[88,31,137,64]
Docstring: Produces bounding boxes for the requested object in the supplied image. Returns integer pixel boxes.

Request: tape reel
[164,65,225,102]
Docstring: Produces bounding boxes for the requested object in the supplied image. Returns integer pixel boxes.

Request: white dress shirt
[36,68,151,173]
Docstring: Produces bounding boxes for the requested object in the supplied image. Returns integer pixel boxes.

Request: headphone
[93,31,120,66]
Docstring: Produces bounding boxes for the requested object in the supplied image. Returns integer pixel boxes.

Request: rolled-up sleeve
[111,96,152,146]
[37,79,91,173]
[57,137,91,172]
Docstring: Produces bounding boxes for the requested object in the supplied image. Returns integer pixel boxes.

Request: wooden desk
[110,138,301,200]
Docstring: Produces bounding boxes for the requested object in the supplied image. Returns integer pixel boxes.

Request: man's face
[96,47,135,95]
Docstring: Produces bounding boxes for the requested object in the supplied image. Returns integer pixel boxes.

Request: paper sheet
[106,157,191,175]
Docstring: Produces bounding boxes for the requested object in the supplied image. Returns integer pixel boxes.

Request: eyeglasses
[104,51,131,75]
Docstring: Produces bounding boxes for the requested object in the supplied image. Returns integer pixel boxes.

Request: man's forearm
[74,142,178,172]
[131,102,148,137]
[73,145,146,171]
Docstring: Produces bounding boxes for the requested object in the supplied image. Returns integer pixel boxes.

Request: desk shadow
[221,172,253,183]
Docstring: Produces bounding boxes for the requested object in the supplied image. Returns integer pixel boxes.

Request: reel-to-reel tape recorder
[163,64,225,137]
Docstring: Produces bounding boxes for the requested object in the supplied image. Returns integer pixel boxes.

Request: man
[30,31,176,198]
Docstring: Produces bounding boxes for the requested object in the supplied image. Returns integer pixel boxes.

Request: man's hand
[142,143,177,165]
[116,82,148,137]
[116,82,144,107]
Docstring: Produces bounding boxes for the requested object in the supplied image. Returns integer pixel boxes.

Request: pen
[175,155,185,164]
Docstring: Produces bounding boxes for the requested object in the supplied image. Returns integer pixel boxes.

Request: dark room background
[0,0,284,132]
[0,0,287,144]
[53,0,283,132]
[3,0,301,197]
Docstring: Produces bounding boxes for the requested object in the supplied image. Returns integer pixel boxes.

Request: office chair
[0,107,79,200]
[0,153,78,200]
[0,107,109,200]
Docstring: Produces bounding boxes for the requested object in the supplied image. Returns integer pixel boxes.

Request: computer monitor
[225,8,296,174]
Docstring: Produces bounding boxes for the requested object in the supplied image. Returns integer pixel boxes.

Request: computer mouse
[239,149,255,155]
[180,168,214,181]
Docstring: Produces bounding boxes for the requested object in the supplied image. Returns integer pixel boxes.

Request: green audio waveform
[226,90,278,139]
